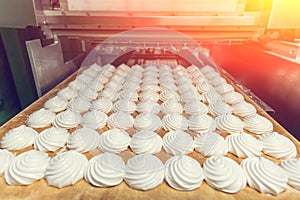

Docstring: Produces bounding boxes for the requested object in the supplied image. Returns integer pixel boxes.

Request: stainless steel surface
[0,0,37,28]
[26,39,79,96]
[65,0,239,12]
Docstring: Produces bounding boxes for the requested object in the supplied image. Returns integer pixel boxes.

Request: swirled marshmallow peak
[209,76,227,86]
[98,88,119,101]
[79,87,98,102]
[280,158,300,190]
[91,97,112,114]
[84,152,125,187]
[232,101,256,118]
[139,90,160,102]
[67,97,91,113]
[107,111,134,130]
[134,112,161,132]
[119,89,139,102]
[57,86,78,100]
[188,114,216,133]
[208,101,232,116]
[44,96,68,112]
[0,149,15,175]
[68,79,86,91]
[88,80,104,92]
[34,127,69,152]
[241,157,288,196]
[200,65,216,74]
[112,99,136,114]
[161,99,183,115]
[258,132,297,159]
[26,108,55,128]
[196,81,213,93]
[136,100,161,114]
[162,113,188,131]
[124,154,164,191]
[5,150,49,185]
[204,71,220,80]
[222,91,244,105]
[98,129,131,153]
[53,109,81,129]
[130,130,162,154]
[163,130,194,155]
[202,91,222,104]
[243,114,273,134]
[226,132,262,158]
[165,155,204,191]
[184,101,208,115]
[0,125,38,150]
[45,151,88,188]
[159,90,180,101]
[194,132,228,156]
[203,156,247,193]
[215,83,234,94]
[215,113,244,133]
[81,110,108,129]
[180,90,202,103]
[67,127,99,153]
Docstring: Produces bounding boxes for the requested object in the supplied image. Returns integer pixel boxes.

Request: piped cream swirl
[163,130,194,155]
[130,130,162,154]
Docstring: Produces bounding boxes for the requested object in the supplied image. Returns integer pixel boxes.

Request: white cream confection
[208,101,232,116]
[140,83,160,92]
[222,91,244,105]
[163,130,194,155]
[84,152,125,187]
[215,113,244,133]
[94,74,109,85]
[204,71,220,80]
[241,157,288,196]
[123,82,140,91]
[194,132,228,156]
[45,150,88,188]
[0,149,15,175]
[159,90,180,101]
[160,83,178,92]
[98,129,131,153]
[184,101,208,115]
[0,125,38,150]
[53,109,81,129]
[280,158,300,190]
[209,76,227,86]
[130,130,162,154]
[188,114,216,133]
[243,114,273,134]
[215,83,235,94]
[5,150,49,185]
[119,89,139,101]
[81,110,108,129]
[134,112,161,132]
[91,97,112,114]
[196,81,213,93]
[107,111,134,130]
[162,113,188,131]
[203,156,247,193]
[124,154,164,191]
[231,101,256,118]
[34,127,69,152]
[88,80,104,92]
[139,90,160,102]
[200,65,216,74]
[136,100,161,114]
[161,99,183,115]
[180,90,202,103]
[112,100,136,114]
[67,127,99,153]
[57,86,78,101]
[67,97,91,113]
[44,96,68,112]
[68,79,86,91]
[202,91,222,104]
[258,132,297,159]
[105,80,122,92]
[26,108,55,128]
[98,88,119,101]
[165,155,204,191]
[226,132,262,158]
[177,83,195,94]
[79,87,98,101]
[76,73,93,84]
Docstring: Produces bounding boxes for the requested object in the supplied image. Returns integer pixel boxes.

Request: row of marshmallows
[0,149,299,196]
[0,125,297,161]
